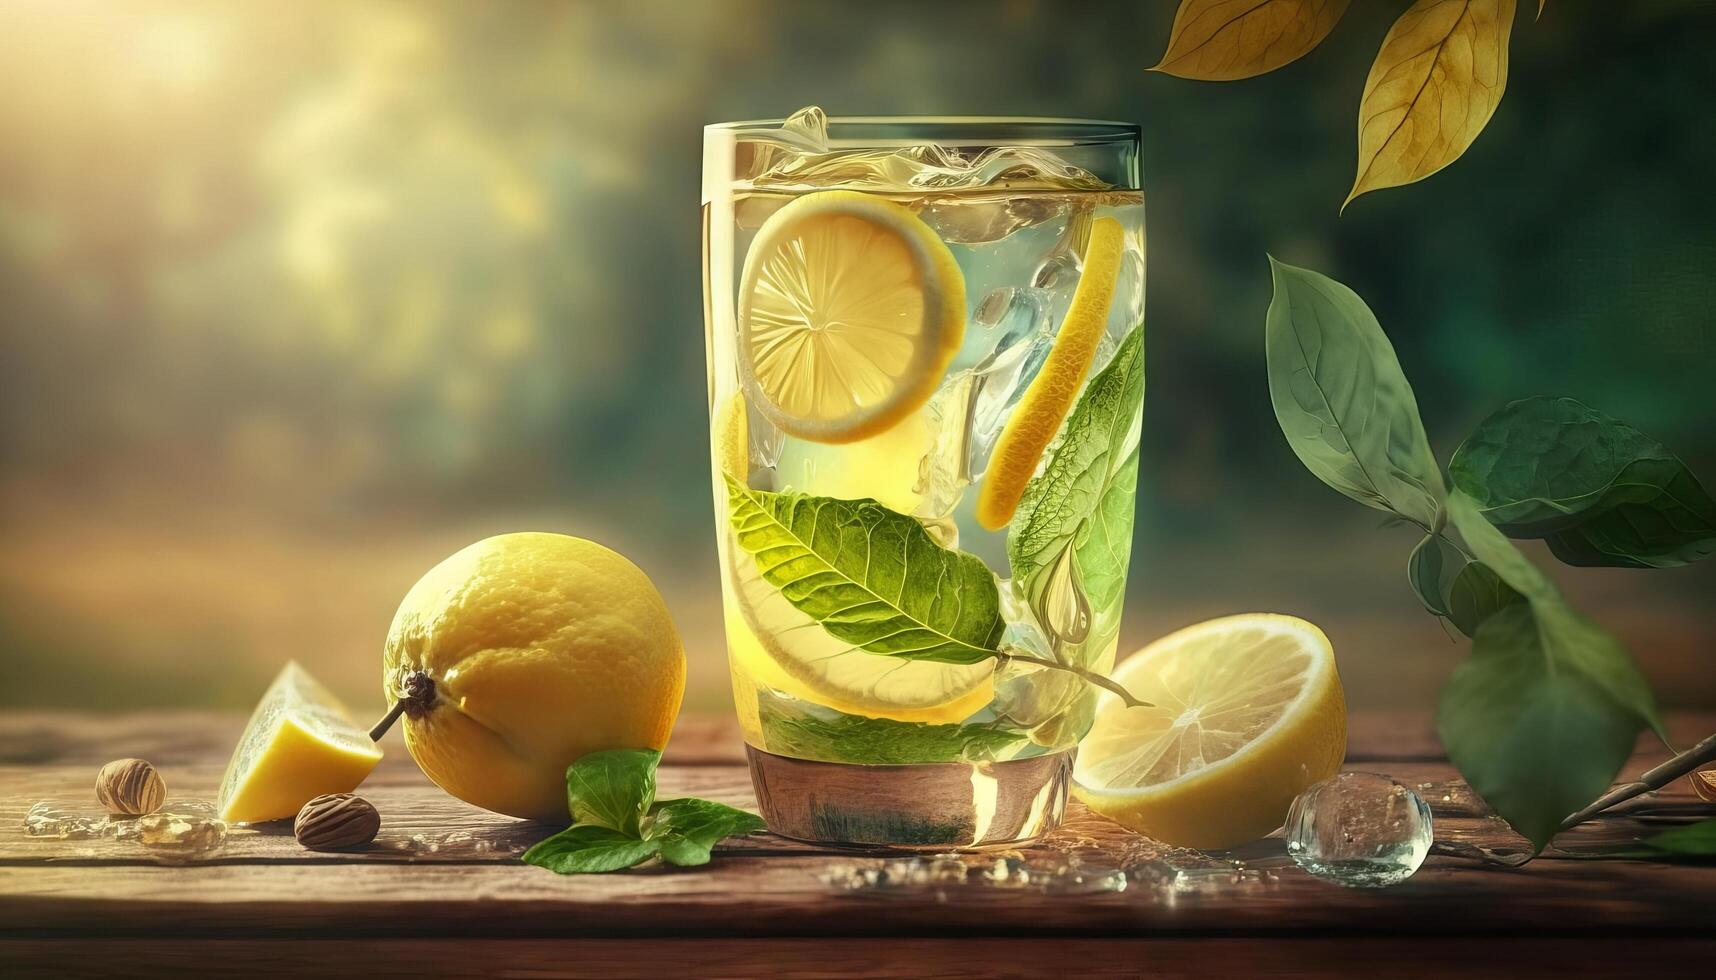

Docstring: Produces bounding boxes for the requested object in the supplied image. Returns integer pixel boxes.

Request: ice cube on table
[22,802,103,840]
[139,803,228,858]
[1285,772,1433,888]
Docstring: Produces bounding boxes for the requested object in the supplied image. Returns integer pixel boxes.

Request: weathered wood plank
[3,937,1713,980]
[0,712,747,767]
[3,710,1712,949]
[3,850,1714,938]
[6,709,1709,767]
[4,760,1702,864]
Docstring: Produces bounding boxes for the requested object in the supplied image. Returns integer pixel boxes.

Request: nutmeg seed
[95,758,166,816]
[294,793,381,851]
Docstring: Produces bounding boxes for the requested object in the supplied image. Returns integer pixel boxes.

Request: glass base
[745,745,1072,850]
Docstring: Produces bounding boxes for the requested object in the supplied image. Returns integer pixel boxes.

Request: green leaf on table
[1449,396,1716,568]
[1265,258,1445,529]
[646,798,767,867]
[759,701,1026,765]
[1008,323,1145,657]
[725,475,1005,665]
[1637,818,1716,859]
[565,748,659,834]
[1439,492,1664,850]
[525,748,767,875]
[522,824,661,874]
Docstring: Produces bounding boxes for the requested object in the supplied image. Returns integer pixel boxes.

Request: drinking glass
[704,110,1144,847]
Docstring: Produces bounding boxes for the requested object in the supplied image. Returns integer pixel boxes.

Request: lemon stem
[368,670,436,742]
[997,652,1152,710]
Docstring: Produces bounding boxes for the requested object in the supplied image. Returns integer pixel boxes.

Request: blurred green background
[2,0,1712,721]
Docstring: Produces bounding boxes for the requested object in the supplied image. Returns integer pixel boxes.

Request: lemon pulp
[738,190,964,444]
[1073,614,1346,849]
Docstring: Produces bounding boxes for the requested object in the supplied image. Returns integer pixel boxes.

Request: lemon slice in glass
[217,662,383,823]
[724,548,993,725]
[738,190,965,444]
[976,215,1126,530]
[1073,614,1346,849]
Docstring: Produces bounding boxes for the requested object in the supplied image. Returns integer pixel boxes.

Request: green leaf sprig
[522,749,765,874]
[1264,257,1711,853]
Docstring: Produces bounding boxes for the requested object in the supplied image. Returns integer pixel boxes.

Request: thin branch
[998,652,1153,710]
[1559,730,1716,831]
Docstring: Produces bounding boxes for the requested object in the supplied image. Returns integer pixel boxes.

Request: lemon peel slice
[738,190,965,444]
[976,215,1126,530]
[1072,613,1346,849]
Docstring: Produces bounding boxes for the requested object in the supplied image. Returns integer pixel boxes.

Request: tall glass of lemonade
[704,110,1144,847]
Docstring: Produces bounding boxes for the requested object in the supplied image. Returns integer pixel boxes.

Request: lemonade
[704,110,1145,846]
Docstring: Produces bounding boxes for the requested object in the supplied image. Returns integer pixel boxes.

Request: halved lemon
[1073,614,1346,849]
[723,548,993,725]
[738,190,964,444]
[975,215,1126,530]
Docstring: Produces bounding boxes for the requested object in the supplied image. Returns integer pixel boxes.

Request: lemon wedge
[976,215,1126,530]
[723,548,993,725]
[217,662,383,823]
[1073,614,1346,849]
[738,190,964,444]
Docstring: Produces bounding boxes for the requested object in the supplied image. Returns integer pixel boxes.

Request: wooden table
[2,711,1712,978]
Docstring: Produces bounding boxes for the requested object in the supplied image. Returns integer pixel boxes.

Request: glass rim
[706,115,1139,144]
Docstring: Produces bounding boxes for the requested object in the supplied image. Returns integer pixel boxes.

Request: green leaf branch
[1264,258,1714,854]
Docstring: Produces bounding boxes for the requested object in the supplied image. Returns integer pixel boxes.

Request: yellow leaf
[1151,0,1352,81]
[1344,0,1517,210]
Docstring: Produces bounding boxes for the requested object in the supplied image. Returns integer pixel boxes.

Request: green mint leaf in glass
[759,701,1026,765]
[564,748,659,834]
[1436,602,1646,852]
[521,824,661,874]
[1264,258,1444,530]
[646,798,767,867]
[724,475,1004,665]
[1450,396,1716,568]
[1008,323,1145,657]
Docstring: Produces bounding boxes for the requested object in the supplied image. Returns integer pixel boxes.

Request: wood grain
[4,938,1714,980]
[2,711,1713,978]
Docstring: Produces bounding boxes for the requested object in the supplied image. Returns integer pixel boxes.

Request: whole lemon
[378,532,685,819]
